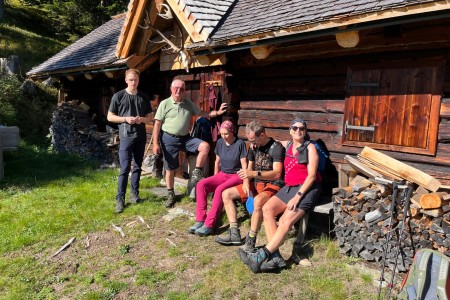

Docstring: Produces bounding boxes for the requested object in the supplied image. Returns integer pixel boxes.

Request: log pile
[334,147,450,272]
[50,102,118,164]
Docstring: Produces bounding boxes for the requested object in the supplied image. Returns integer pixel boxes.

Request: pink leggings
[195,172,243,228]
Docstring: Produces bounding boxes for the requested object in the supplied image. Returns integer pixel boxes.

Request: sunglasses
[291,126,306,132]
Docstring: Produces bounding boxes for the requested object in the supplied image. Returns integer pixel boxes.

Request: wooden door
[343,63,444,155]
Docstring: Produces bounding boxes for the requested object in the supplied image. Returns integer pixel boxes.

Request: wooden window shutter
[343,63,444,155]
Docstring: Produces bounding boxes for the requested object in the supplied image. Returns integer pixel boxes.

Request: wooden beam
[250,45,276,60]
[165,0,204,42]
[117,0,150,58]
[191,54,226,68]
[66,75,75,81]
[335,31,359,48]
[84,73,96,80]
[137,0,159,55]
[360,146,441,192]
[105,71,115,79]
[344,155,384,179]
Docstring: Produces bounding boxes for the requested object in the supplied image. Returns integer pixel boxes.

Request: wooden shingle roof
[210,0,444,42]
[177,0,235,40]
[180,0,450,53]
[27,16,128,78]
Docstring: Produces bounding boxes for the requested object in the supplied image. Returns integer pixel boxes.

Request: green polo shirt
[154,96,201,136]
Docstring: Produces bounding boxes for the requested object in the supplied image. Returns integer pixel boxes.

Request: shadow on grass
[0,143,100,191]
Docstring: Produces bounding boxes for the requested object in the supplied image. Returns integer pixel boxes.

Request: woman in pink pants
[188,120,248,236]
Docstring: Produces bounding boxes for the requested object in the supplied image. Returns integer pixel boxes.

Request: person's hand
[242,182,250,196]
[237,169,251,179]
[153,144,161,155]
[218,103,228,115]
[286,198,300,211]
[135,117,142,124]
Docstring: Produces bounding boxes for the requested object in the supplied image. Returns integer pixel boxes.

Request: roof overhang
[189,1,450,55]
[27,64,129,80]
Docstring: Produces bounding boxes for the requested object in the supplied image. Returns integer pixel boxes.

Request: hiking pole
[385,183,414,300]
[377,180,401,300]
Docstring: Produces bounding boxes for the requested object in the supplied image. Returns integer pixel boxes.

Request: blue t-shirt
[214,137,247,174]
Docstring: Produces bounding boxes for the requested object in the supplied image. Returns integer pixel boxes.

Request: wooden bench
[295,196,334,246]
[293,163,357,246]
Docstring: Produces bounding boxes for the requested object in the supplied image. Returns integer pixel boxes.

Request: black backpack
[191,117,212,144]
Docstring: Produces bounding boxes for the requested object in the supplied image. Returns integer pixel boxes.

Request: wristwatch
[257,171,262,177]
[297,191,303,197]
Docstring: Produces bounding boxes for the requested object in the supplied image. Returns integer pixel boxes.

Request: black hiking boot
[115,198,125,213]
[240,233,257,252]
[165,190,176,208]
[129,192,141,204]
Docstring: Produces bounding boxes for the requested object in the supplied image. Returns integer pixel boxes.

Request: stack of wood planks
[334,146,450,272]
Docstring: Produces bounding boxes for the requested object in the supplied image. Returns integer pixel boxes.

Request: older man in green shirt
[153,78,228,207]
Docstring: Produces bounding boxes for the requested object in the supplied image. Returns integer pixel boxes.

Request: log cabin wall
[225,17,450,186]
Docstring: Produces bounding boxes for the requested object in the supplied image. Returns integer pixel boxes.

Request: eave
[189,1,450,55]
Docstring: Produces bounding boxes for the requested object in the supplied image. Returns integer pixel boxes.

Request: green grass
[0,1,67,73]
[0,143,381,299]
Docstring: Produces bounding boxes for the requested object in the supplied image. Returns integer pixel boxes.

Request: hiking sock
[262,246,272,258]
[168,188,174,193]
[249,230,257,238]
[230,222,238,229]
[195,167,202,171]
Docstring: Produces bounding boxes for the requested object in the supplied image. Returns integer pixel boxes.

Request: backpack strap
[267,140,278,158]
[438,254,450,300]
[417,250,433,299]
[286,141,293,152]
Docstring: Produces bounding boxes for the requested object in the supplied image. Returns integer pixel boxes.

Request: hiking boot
[115,198,125,213]
[165,191,176,208]
[188,221,204,234]
[189,186,196,200]
[238,248,267,273]
[190,169,204,188]
[195,225,213,237]
[215,228,243,246]
[240,233,257,252]
[260,251,287,272]
[129,192,141,204]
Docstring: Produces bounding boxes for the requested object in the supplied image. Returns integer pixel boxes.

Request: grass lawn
[0,143,382,299]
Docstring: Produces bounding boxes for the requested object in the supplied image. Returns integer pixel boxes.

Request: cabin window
[342,63,444,155]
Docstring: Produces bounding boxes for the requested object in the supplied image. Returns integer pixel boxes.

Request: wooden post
[338,163,358,187]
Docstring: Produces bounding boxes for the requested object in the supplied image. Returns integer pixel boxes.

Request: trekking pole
[385,183,414,300]
[377,181,401,300]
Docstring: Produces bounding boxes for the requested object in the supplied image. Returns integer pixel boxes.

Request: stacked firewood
[50,102,118,164]
[334,146,450,272]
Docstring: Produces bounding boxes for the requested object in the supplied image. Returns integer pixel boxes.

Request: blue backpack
[286,139,330,174]
[286,139,331,194]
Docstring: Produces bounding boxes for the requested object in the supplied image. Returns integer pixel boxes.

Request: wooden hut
[29,0,450,185]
